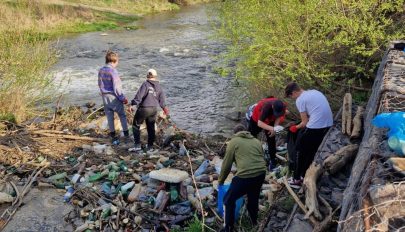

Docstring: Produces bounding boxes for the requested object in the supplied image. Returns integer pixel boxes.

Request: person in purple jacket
[128,69,169,153]
[98,51,129,145]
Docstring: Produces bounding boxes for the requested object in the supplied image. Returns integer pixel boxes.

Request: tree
[215,0,405,102]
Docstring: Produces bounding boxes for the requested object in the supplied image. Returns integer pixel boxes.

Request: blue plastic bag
[217,184,244,220]
[372,112,405,155]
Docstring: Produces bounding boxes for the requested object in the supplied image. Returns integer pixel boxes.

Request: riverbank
[0,0,214,124]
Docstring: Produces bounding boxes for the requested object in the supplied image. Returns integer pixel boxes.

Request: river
[52,4,240,135]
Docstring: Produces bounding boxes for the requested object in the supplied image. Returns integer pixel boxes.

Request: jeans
[101,94,128,134]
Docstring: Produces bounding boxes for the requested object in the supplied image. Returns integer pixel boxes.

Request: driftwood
[342,93,352,135]
[350,106,364,139]
[313,195,332,232]
[282,176,318,226]
[30,131,105,142]
[304,144,359,220]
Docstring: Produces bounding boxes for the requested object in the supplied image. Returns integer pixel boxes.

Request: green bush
[215,0,405,102]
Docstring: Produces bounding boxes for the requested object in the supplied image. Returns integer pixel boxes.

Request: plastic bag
[217,184,244,219]
[372,112,405,156]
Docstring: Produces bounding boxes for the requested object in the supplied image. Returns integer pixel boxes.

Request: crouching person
[218,124,267,232]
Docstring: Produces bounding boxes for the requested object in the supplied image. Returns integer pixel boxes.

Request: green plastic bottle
[107,171,119,181]
[118,161,128,172]
[170,185,179,202]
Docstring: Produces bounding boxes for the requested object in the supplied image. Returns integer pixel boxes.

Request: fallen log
[304,144,359,220]
[323,144,359,175]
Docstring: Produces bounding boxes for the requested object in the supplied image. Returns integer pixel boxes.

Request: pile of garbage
[0,105,292,231]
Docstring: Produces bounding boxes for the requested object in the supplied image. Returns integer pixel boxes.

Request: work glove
[129,105,137,113]
[122,98,128,105]
[163,107,170,116]
[289,125,298,133]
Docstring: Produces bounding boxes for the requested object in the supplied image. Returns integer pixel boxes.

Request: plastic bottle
[195,174,211,183]
[120,181,135,195]
[388,134,405,156]
[63,186,74,202]
[118,161,128,172]
[71,174,81,184]
[89,169,109,182]
[194,160,210,176]
[48,172,67,181]
[107,171,119,181]
[170,185,179,202]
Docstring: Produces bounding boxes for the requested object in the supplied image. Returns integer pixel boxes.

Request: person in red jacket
[247,97,287,170]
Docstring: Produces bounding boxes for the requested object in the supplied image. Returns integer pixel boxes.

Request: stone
[149,168,189,183]
[331,188,344,207]
[286,214,313,232]
[276,212,288,218]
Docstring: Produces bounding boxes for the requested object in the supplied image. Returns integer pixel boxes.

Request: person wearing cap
[128,69,169,153]
[219,124,266,232]
[284,82,333,188]
[247,96,287,170]
[98,50,129,145]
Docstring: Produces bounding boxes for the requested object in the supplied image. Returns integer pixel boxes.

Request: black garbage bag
[286,129,299,172]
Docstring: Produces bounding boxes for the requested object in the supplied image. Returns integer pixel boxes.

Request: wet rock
[286,214,313,232]
[276,211,288,219]
[85,101,95,108]
[3,188,73,231]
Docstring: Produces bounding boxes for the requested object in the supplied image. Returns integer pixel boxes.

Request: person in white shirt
[285,82,333,188]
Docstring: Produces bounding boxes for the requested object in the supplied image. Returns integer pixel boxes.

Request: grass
[63,0,214,15]
[1,0,202,124]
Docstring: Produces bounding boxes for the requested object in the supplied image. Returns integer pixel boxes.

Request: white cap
[147,69,157,77]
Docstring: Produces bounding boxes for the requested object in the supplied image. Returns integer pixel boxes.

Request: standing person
[285,82,333,188]
[218,124,267,232]
[98,50,129,145]
[128,69,169,153]
[247,97,287,170]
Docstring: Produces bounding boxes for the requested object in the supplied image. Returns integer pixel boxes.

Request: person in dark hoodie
[128,69,169,153]
[218,124,267,232]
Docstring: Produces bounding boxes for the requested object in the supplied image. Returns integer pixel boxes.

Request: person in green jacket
[219,124,267,232]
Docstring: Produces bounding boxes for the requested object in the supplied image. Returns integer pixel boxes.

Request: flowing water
[52,4,240,135]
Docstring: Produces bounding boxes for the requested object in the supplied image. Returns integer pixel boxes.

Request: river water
[52,4,240,135]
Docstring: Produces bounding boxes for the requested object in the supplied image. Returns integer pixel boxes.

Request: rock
[149,168,189,183]
[331,188,343,207]
[286,214,313,232]
[85,101,96,108]
[0,192,13,204]
[276,211,288,218]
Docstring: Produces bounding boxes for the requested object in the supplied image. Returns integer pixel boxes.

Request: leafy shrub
[215,0,405,102]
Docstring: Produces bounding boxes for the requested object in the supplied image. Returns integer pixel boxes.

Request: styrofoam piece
[149,168,189,183]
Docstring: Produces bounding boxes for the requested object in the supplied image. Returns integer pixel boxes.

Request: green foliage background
[215,0,405,103]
